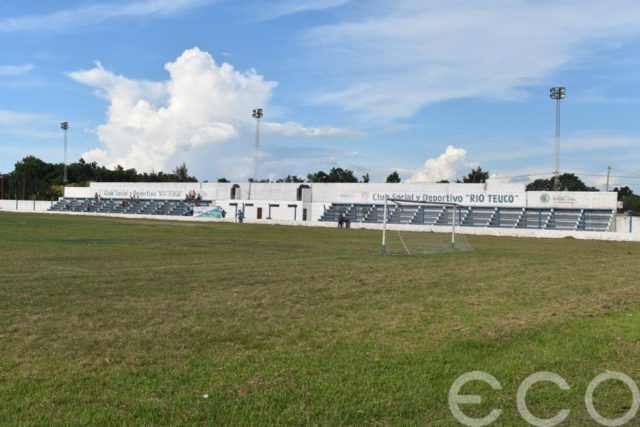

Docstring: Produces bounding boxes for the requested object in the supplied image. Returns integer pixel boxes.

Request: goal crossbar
[381,198,465,254]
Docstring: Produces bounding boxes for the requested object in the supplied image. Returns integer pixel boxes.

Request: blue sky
[1,0,640,189]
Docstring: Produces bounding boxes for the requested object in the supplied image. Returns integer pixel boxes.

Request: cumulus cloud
[407,145,474,182]
[305,0,640,120]
[68,47,275,172]
[69,47,357,175]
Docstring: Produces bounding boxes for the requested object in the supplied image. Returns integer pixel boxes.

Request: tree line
[1,156,196,200]
[1,156,638,211]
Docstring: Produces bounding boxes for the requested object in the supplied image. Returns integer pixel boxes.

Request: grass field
[1,211,639,425]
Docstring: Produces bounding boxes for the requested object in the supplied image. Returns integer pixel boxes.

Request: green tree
[307,171,329,182]
[613,186,634,200]
[386,171,401,183]
[172,163,190,182]
[361,173,370,183]
[217,177,230,183]
[276,175,305,183]
[3,155,200,200]
[328,167,358,183]
[613,186,640,212]
[621,195,640,212]
[307,167,358,183]
[462,167,490,183]
[526,173,598,192]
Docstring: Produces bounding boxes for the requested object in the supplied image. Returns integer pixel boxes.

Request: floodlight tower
[60,121,69,184]
[549,87,565,191]
[252,108,263,182]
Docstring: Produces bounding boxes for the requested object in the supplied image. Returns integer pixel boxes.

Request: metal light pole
[252,108,263,182]
[60,121,69,184]
[549,87,565,191]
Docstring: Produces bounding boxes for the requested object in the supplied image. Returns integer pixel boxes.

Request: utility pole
[549,87,566,191]
[606,165,611,192]
[61,121,69,184]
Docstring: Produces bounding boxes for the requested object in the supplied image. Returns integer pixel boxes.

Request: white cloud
[262,121,363,138]
[0,64,34,76]
[69,47,275,172]
[407,145,474,182]
[0,109,39,124]
[0,0,212,32]
[69,47,356,176]
[260,0,350,20]
[562,134,640,151]
[487,170,551,184]
[305,0,640,120]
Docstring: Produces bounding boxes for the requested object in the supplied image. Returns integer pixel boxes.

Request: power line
[488,172,555,180]
[579,173,640,180]
[612,167,640,176]
[488,170,640,182]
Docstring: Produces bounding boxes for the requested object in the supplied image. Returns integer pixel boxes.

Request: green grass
[0,211,639,425]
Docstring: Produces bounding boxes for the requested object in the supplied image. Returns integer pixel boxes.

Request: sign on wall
[368,191,524,206]
[193,206,226,218]
[527,191,617,210]
[310,183,528,207]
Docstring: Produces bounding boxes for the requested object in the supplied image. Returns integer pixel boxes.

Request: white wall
[615,214,640,234]
[62,182,619,214]
[214,199,304,221]
[0,200,55,212]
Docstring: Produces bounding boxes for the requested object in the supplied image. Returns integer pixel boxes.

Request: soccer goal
[380,198,472,255]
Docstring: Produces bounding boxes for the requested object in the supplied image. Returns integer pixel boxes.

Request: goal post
[380,197,471,255]
[381,197,389,254]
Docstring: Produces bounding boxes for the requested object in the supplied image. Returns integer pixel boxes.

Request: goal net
[380,198,472,255]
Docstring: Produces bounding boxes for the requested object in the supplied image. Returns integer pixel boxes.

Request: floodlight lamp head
[60,121,69,130]
[549,87,566,100]
[252,108,263,119]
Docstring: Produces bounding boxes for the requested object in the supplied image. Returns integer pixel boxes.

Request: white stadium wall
[214,200,305,222]
[616,215,640,234]
[0,199,55,212]
[5,180,639,241]
[63,181,617,211]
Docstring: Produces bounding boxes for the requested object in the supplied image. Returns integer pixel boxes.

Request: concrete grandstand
[45,181,623,235]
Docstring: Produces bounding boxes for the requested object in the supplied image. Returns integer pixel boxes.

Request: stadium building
[44,181,631,237]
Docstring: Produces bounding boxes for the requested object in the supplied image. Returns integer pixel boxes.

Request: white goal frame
[381,197,464,254]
